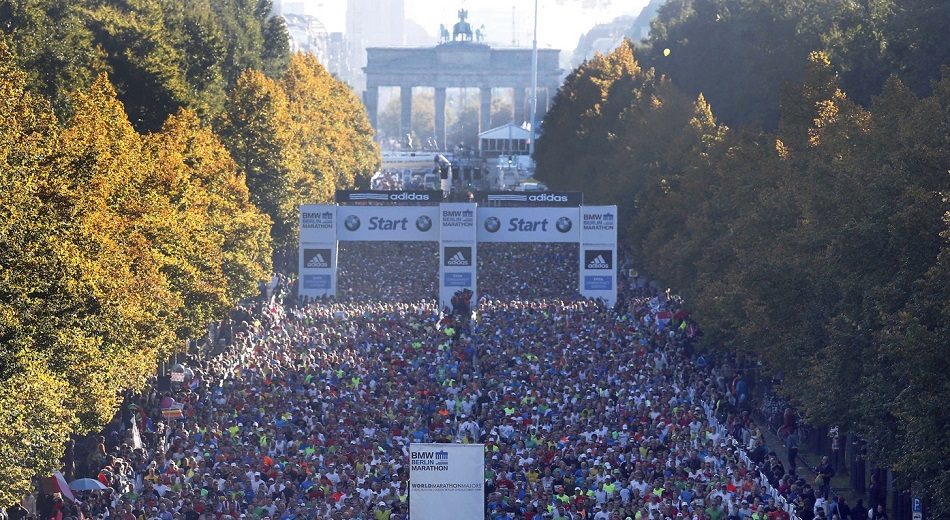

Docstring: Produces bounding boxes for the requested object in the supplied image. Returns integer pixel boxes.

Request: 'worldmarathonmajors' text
[411,483,481,490]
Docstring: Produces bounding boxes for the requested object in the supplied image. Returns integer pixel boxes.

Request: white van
[517,182,548,192]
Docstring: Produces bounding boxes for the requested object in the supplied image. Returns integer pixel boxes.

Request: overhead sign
[336,206,440,242]
[473,190,582,206]
[476,207,580,243]
[335,190,443,203]
[409,444,484,520]
[298,202,614,303]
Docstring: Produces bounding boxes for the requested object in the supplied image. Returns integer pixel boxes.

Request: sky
[303,0,650,51]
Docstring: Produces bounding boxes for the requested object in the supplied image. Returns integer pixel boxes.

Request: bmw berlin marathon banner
[409,444,484,520]
[439,203,477,310]
[298,205,338,299]
[336,206,440,242]
[580,206,618,306]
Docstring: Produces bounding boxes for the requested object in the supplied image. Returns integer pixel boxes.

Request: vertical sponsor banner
[298,205,338,299]
[476,207,580,242]
[439,203,477,310]
[409,443,485,520]
[580,205,618,306]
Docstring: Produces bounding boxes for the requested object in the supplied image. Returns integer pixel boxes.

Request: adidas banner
[409,443,485,520]
[579,205,618,306]
[476,207,580,243]
[439,203,477,310]
[584,249,613,270]
[298,205,338,299]
[303,248,332,269]
[335,190,443,203]
[336,206,440,242]
[472,191,582,206]
[443,247,473,267]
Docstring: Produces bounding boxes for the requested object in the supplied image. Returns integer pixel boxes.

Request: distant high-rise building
[346,0,405,91]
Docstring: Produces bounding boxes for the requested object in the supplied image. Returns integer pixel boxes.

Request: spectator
[815,456,835,502]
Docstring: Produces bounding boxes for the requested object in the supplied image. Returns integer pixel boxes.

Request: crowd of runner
[19,246,853,520]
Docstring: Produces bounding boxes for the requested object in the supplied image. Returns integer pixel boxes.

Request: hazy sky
[306,0,649,50]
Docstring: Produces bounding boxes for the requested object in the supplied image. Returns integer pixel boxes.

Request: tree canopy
[218,53,379,249]
[635,0,950,129]
[0,1,376,503]
[0,42,271,504]
[0,0,290,133]
[535,31,950,513]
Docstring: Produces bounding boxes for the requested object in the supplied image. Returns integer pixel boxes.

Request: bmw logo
[484,216,501,233]
[415,215,433,232]
[556,217,573,233]
[343,215,361,231]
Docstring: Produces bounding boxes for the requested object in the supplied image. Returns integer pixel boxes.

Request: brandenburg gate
[363,10,562,146]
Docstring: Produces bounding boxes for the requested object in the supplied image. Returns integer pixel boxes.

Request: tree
[0,42,82,503]
[881,0,950,100]
[447,103,480,150]
[218,69,300,249]
[85,0,193,132]
[0,0,105,120]
[213,0,289,88]
[144,108,273,306]
[0,44,274,503]
[378,90,436,146]
[536,38,702,235]
[536,40,649,195]
[281,53,379,201]
[638,0,828,129]
[1,0,291,133]
[160,0,229,121]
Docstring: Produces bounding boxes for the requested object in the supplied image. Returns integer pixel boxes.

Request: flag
[51,471,77,503]
[131,416,143,449]
[188,374,200,391]
[129,403,149,432]
[162,407,185,420]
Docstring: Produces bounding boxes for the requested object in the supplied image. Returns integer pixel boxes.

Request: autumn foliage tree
[219,53,379,250]
[281,53,379,203]
[0,44,271,505]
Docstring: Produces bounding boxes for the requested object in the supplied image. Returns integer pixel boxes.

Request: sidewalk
[758,420,866,515]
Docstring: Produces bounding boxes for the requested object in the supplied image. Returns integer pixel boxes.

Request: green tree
[213,0,289,88]
[159,0,229,121]
[0,0,106,119]
[218,69,301,249]
[881,0,950,101]
[378,90,435,146]
[448,104,479,149]
[85,0,192,132]
[638,0,829,129]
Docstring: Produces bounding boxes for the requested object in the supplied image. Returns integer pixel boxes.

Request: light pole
[528,0,539,157]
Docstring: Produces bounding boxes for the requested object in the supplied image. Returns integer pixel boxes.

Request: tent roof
[478,122,533,140]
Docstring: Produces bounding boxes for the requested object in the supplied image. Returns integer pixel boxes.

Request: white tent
[478,122,534,155]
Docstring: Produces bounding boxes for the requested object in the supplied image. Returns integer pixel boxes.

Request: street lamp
[528,0,538,157]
